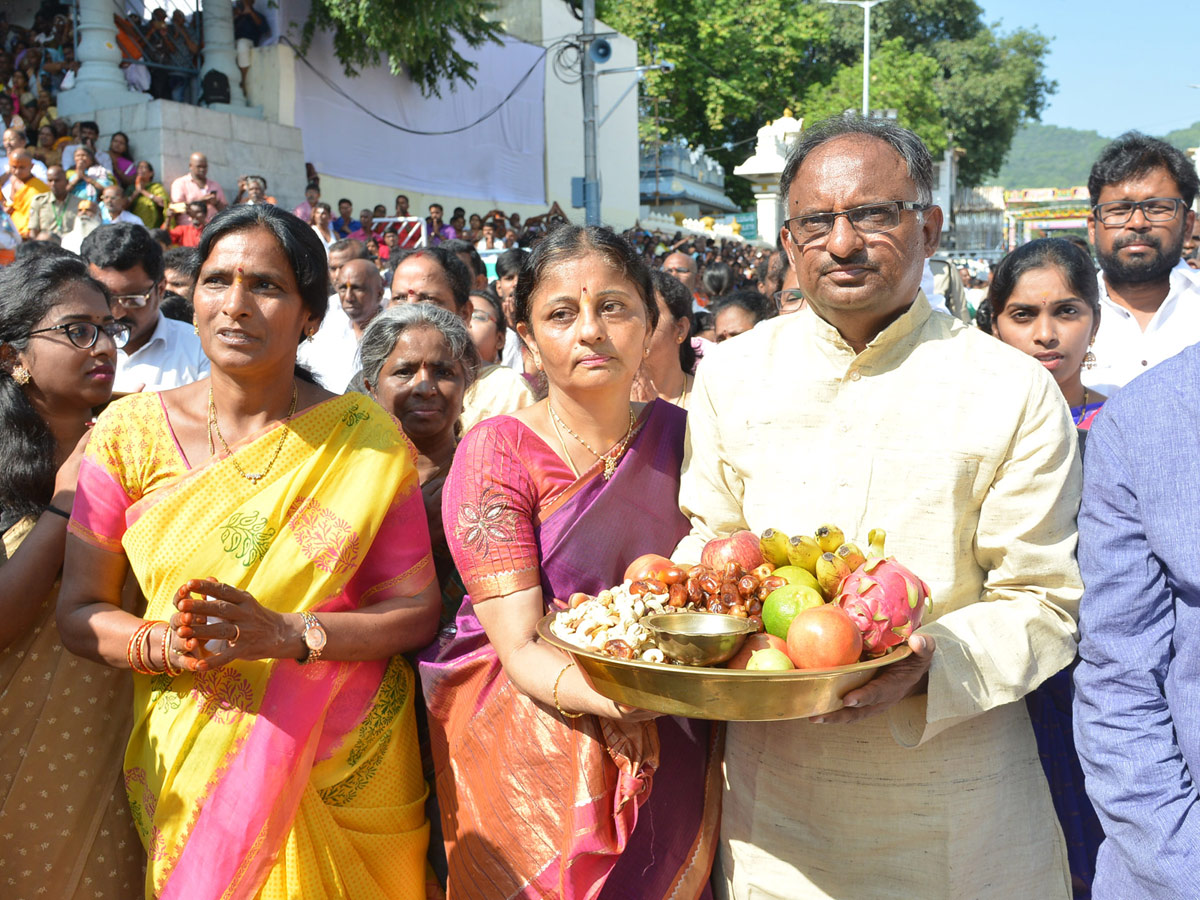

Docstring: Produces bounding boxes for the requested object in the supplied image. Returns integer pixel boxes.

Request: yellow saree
[71,392,436,900]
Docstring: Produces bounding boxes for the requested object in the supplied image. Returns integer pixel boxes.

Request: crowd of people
[2,63,1200,899]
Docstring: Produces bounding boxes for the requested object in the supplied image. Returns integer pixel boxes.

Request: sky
[978,1,1198,137]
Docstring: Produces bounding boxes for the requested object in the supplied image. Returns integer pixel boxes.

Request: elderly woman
[0,254,144,898]
[58,204,441,899]
[65,145,112,202]
[420,225,719,899]
[360,302,481,622]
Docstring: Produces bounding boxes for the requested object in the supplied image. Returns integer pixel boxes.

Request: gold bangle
[553,662,584,719]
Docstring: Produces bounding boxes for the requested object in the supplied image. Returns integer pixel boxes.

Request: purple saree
[420,400,720,900]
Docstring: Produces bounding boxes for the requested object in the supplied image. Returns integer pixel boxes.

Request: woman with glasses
[420,225,720,900]
[0,254,145,899]
[58,204,442,900]
[461,288,535,432]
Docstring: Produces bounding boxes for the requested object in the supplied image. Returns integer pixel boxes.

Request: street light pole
[825,0,892,117]
[581,0,600,226]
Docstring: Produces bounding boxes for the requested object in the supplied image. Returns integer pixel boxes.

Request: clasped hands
[166,577,297,673]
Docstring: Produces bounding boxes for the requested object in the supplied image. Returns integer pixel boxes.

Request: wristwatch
[298,612,327,664]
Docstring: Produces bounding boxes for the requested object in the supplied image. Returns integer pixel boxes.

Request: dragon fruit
[835,557,931,658]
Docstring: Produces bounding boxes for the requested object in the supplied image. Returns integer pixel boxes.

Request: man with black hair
[441,238,488,290]
[493,247,525,371]
[162,246,199,302]
[332,198,359,239]
[80,222,209,391]
[390,246,472,321]
[425,203,456,246]
[1085,131,1200,396]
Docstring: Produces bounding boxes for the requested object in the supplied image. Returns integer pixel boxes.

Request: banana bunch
[758,524,887,600]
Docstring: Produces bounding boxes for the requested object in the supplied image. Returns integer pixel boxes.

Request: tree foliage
[598,0,1055,199]
[298,0,502,97]
[800,38,947,158]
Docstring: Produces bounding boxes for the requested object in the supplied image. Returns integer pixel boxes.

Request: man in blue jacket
[1075,341,1200,898]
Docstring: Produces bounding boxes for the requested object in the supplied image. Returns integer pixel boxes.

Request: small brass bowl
[642,612,756,666]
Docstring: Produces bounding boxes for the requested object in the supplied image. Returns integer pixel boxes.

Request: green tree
[598,0,833,208]
[799,38,947,157]
[297,0,502,97]
[600,0,1054,199]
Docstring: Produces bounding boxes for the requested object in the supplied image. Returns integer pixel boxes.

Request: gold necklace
[547,403,637,480]
[1073,387,1090,427]
[208,383,298,484]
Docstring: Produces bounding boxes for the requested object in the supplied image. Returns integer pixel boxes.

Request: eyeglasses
[1092,197,1185,226]
[110,291,154,309]
[785,201,929,243]
[470,310,496,324]
[29,321,130,349]
[773,290,807,313]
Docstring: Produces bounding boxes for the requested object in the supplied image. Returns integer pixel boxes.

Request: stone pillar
[202,0,247,107]
[755,188,783,246]
[56,0,150,117]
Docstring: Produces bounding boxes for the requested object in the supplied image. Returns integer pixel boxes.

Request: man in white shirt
[1084,132,1200,397]
[305,258,384,391]
[80,223,209,392]
[100,184,145,227]
[298,239,371,390]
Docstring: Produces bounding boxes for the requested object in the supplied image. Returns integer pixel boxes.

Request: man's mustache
[1113,233,1163,252]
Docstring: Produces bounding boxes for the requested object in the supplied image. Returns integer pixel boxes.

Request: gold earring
[11,365,30,385]
[193,320,199,335]
[1083,350,1097,369]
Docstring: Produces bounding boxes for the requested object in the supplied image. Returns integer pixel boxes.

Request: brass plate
[537,611,912,721]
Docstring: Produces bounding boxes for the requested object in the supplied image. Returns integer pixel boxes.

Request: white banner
[290,23,547,206]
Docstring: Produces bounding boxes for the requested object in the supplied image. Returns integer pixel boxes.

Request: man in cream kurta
[675,119,1082,900]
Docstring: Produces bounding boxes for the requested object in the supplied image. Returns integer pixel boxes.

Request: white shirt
[297,296,359,392]
[500,326,524,371]
[1084,260,1200,397]
[115,313,210,392]
[103,209,145,227]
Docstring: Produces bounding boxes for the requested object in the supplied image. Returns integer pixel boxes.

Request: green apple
[746,648,795,671]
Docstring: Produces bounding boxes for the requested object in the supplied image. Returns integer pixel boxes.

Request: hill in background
[989,122,1200,189]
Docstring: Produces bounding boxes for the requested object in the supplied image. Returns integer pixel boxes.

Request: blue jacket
[1075,341,1200,898]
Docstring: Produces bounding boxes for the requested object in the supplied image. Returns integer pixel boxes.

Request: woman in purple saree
[420,226,720,900]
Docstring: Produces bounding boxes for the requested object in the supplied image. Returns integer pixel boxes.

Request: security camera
[659,61,676,72]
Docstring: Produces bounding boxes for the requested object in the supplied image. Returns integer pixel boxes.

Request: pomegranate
[786,606,863,669]
[700,530,764,572]
[623,553,674,584]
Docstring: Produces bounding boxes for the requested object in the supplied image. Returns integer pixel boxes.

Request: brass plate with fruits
[537,612,911,721]
[541,523,930,720]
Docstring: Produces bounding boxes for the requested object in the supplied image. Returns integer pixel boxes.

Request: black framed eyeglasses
[773,289,807,313]
[785,201,929,243]
[29,321,131,349]
[1092,197,1185,226]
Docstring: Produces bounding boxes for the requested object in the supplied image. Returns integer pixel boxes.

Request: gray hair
[780,116,934,206]
[359,303,482,392]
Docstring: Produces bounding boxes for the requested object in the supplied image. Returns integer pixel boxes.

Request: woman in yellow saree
[58,204,442,900]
